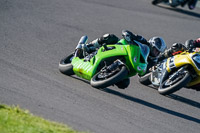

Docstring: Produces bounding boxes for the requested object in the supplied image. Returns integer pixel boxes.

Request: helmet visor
[151,46,160,57]
[152,38,162,51]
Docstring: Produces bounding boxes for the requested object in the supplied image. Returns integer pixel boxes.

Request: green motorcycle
[59,35,150,89]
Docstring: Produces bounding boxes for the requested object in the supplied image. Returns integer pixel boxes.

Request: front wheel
[158,69,191,95]
[90,65,128,89]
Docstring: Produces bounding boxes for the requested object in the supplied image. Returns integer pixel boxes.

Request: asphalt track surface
[0,0,200,133]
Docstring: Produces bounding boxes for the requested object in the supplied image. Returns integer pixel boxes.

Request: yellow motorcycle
[140,48,200,95]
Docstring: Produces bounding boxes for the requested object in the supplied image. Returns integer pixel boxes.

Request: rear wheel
[91,65,128,89]
[59,53,74,75]
[158,69,191,95]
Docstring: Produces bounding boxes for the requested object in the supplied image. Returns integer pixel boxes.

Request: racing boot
[89,34,119,48]
[188,0,198,10]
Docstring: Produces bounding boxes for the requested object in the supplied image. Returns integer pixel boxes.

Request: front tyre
[90,65,128,89]
[158,70,191,95]
[59,53,74,75]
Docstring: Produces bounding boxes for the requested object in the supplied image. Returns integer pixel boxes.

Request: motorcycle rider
[158,38,200,61]
[151,38,200,90]
[152,0,198,10]
[180,0,198,10]
[74,30,167,89]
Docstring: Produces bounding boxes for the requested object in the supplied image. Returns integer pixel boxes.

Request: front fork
[168,67,186,81]
[101,59,126,74]
[107,60,125,71]
[160,66,188,87]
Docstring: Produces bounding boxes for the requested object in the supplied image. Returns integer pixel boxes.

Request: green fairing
[118,39,148,76]
[71,39,148,80]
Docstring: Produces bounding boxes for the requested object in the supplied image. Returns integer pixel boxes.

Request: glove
[171,43,180,50]
[171,43,186,51]
[136,35,148,44]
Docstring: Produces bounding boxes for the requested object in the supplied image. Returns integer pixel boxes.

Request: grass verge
[0,104,85,133]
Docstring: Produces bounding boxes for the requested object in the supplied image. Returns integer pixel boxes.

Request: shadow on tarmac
[146,85,200,109]
[155,4,200,19]
[66,75,200,123]
[101,87,200,124]
[167,94,200,109]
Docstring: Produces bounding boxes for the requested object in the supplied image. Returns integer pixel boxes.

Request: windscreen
[134,40,150,63]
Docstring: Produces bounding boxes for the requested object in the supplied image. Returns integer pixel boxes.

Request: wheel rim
[96,67,121,81]
[164,76,182,87]
[162,71,187,89]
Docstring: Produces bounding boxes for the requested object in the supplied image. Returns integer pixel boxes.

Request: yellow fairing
[166,53,191,72]
[166,51,200,87]
[166,52,200,75]
[187,76,200,87]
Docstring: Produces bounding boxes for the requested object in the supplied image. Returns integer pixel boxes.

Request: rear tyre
[158,70,191,95]
[91,65,128,89]
[59,53,74,75]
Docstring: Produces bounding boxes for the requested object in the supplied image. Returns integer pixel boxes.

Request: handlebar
[102,43,109,51]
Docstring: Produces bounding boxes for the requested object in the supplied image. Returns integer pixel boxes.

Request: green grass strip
[0,104,85,133]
